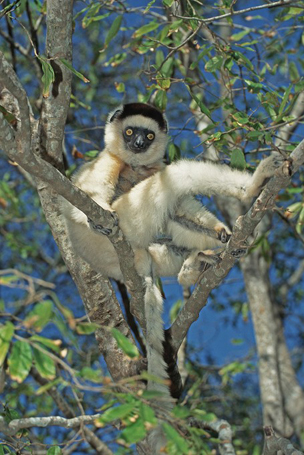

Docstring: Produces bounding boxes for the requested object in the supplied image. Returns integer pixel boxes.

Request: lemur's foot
[258,152,292,179]
[197,249,222,266]
[230,248,247,258]
[214,224,231,243]
[87,211,118,236]
[178,249,222,287]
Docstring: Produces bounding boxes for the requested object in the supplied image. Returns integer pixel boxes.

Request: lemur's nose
[134,135,145,148]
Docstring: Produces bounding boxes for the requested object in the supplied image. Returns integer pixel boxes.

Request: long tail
[144,277,172,453]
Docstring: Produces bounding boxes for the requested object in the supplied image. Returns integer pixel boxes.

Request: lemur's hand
[256,152,292,179]
[87,211,118,236]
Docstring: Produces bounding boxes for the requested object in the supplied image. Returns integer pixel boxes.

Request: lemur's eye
[147,133,155,141]
[125,128,133,136]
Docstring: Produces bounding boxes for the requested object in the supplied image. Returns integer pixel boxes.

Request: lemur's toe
[219,228,231,243]
[231,248,247,258]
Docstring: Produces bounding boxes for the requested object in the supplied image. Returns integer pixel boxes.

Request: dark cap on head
[108,103,168,132]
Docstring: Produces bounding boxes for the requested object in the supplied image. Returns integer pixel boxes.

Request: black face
[123,126,155,153]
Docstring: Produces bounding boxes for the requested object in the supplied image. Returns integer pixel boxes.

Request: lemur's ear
[108,107,123,123]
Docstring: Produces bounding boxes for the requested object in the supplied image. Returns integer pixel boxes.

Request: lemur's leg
[177,248,247,287]
[147,239,224,283]
[112,153,288,249]
[167,195,231,251]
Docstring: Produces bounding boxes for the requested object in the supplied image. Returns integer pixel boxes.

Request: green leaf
[231,149,246,170]
[103,52,127,68]
[144,0,156,13]
[157,77,171,90]
[233,51,254,72]
[139,403,157,425]
[133,21,160,38]
[169,299,183,322]
[38,56,55,98]
[0,274,19,285]
[98,403,135,424]
[47,447,63,455]
[172,405,191,419]
[244,79,263,94]
[163,0,174,6]
[186,86,213,121]
[0,322,14,366]
[167,143,181,163]
[104,16,123,48]
[30,335,61,353]
[36,378,61,395]
[121,418,147,443]
[111,328,139,358]
[230,29,251,41]
[79,366,103,383]
[0,106,17,125]
[205,55,224,72]
[8,340,32,383]
[189,46,211,70]
[156,50,165,68]
[60,58,90,83]
[246,130,264,141]
[193,409,217,422]
[232,112,250,125]
[154,90,167,111]
[162,423,190,453]
[277,84,293,119]
[0,445,15,455]
[115,82,125,93]
[76,322,99,335]
[24,300,53,331]
[296,208,304,234]
[231,338,244,345]
[32,347,56,379]
[160,57,174,77]
[82,11,111,28]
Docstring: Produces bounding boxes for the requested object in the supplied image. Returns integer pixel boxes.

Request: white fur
[62,106,283,454]
[105,115,168,167]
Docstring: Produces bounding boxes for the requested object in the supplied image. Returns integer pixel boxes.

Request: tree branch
[172,1,302,24]
[169,142,304,353]
[0,105,146,328]
[31,369,114,455]
[262,426,304,455]
[189,418,235,455]
[0,414,104,436]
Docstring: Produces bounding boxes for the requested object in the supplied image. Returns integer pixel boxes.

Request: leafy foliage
[0,0,304,454]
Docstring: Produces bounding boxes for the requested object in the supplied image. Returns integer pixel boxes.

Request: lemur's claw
[231,248,247,258]
[219,228,231,244]
[111,211,119,226]
[87,217,112,236]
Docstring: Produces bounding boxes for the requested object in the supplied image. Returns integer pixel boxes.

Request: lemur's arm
[112,153,286,249]
[73,152,124,211]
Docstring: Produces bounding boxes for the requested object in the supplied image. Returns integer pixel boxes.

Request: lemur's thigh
[148,242,188,278]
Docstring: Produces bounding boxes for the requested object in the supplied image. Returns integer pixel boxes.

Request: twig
[0,414,103,436]
[262,425,304,455]
[172,1,303,24]
[169,141,304,354]
[189,418,235,455]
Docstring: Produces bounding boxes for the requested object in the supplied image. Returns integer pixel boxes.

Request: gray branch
[262,426,304,455]
[170,142,304,353]
[189,418,235,455]
[0,413,108,437]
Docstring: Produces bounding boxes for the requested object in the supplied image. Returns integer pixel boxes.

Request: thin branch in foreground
[172,0,302,24]
[189,418,235,455]
[0,414,102,437]
[169,142,304,354]
[262,426,304,455]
